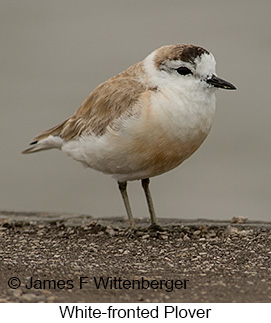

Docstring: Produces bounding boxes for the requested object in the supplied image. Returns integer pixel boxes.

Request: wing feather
[23,61,151,154]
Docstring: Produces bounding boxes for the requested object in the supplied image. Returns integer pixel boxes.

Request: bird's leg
[118,181,135,229]
[141,178,159,228]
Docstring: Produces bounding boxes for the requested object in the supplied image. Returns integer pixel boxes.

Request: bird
[22,44,236,229]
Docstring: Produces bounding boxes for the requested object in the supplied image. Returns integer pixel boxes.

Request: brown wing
[61,76,146,140]
[33,62,147,142]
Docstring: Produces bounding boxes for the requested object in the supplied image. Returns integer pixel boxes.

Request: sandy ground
[0,211,270,303]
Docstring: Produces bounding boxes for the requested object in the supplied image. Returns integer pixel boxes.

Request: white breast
[149,87,216,142]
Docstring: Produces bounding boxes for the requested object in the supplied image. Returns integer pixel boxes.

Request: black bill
[207,75,236,90]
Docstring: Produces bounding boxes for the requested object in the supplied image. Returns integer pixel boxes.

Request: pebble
[231,216,248,224]
[193,230,201,236]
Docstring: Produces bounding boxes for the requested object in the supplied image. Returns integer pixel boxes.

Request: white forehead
[195,52,216,77]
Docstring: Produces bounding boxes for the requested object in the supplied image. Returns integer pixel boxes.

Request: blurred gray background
[1,0,270,221]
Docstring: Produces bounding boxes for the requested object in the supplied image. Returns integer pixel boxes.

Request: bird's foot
[148,223,163,231]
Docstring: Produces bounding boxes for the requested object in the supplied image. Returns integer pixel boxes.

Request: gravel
[0,211,270,302]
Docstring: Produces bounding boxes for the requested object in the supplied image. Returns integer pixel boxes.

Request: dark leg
[118,181,135,229]
[141,178,158,227]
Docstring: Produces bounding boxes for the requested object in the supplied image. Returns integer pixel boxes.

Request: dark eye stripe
[176,66,193,76]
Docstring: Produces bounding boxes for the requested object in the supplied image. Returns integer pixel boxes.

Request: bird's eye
[176,67,192,76]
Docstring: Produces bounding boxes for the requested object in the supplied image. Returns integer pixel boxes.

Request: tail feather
[22,136,63,154]
[22,141,44,154]
[22,120,67,154]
